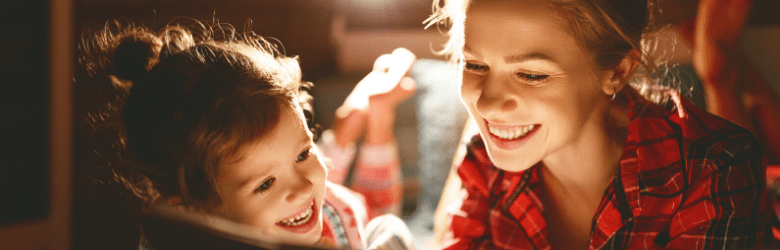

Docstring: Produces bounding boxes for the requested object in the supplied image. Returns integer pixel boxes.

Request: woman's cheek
[460,74,482,105]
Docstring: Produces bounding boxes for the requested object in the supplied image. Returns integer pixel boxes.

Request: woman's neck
[540,101,628,205]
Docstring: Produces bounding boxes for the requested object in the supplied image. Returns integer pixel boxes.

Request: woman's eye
[255,178,275,193]
[516,73,549,83]
[295,148,313,163]
[463,62,488,75]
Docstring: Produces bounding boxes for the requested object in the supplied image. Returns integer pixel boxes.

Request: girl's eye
[255,177,275,193]
[464,62,488,75]
[295,148,313,163]
[516,73,549,84]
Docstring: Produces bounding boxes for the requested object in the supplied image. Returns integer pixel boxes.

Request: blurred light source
[348,0,398,10]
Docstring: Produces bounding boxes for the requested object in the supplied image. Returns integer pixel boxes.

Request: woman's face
[211,104,327,245]
[461,0,613,171]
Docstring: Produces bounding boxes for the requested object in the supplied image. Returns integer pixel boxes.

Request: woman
[426,0,773,249]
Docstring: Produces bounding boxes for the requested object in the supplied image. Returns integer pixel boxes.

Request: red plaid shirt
[443,91,773,250]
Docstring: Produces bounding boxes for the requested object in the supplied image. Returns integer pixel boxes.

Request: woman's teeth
[279,202,313,227]
[488,124,535,140]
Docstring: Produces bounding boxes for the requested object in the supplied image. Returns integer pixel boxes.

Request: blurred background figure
[676,0,780,165]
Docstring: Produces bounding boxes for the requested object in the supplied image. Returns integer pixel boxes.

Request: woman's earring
[611,87,617,100]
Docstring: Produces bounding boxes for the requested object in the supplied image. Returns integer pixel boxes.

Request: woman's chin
[486,149,536,172]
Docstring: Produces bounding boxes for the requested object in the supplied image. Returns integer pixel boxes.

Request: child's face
[460,0,612,171]
[211,104,327,245]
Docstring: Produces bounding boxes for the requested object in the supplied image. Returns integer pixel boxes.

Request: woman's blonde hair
[425,0,674,104]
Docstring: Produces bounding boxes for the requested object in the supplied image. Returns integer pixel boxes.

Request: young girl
[426,0,772,249]
[82,22,415,249]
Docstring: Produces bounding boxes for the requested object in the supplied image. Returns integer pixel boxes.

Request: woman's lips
[276,199,318,234]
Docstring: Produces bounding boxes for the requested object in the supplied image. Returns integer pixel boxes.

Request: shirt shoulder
[667,97,762,177]
[630,93,763,189]
[322,182,368,249]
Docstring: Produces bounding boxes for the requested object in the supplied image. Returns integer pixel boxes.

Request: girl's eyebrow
[237,135,310,189]
[238,166,270,189]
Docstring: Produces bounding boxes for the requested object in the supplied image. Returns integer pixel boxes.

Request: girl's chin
[278,224,322,246]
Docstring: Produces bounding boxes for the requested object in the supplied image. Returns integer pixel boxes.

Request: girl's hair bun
[159,26,195,58]
[112,32,162,81]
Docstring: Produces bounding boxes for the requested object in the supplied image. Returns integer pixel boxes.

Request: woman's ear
[602,50,640,96]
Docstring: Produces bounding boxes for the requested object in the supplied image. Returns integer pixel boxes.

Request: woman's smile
[485,120,541,150]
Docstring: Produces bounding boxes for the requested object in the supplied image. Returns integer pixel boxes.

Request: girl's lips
[484,119,540,150]
[275,199,318,234]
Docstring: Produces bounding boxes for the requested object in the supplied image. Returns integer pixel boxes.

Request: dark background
[0,0,779,249]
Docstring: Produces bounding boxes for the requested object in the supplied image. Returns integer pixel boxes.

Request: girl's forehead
[221,105,309,172]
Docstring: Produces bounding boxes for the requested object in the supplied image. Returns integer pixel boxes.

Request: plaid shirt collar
[622,89,690,212]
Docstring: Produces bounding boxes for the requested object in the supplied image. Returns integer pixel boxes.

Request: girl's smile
[276,199,318,233]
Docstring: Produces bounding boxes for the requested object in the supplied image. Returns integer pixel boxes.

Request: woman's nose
[476,76,517,119]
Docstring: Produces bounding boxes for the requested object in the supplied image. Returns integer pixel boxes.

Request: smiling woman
[427,0,774,249]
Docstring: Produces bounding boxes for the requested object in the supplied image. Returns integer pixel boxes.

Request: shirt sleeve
[317,129,403,219]
[351,141,403,219]
[317,129,357,185]
[441,146,496,250]
[665,138,772,249]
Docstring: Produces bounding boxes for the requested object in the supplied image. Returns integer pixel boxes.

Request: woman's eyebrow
[504,52,555,64]
[463,44,479,58]
[462,44,557,65]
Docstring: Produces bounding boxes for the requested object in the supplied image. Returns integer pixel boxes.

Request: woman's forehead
[464,1,580,55]
[467,0,552,11]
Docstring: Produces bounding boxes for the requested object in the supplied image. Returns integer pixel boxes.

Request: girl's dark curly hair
[81,20,316,211]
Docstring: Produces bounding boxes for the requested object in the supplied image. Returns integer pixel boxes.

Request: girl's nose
[476,76,517,119]
[284,168,314,203]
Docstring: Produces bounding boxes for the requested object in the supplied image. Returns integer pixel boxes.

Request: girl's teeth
[279,203,314,226]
